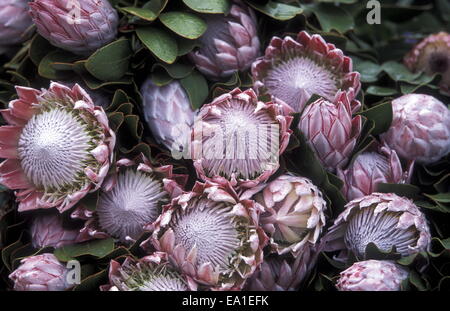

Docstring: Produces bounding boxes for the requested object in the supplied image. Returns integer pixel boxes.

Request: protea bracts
[0,82,115,213]
[336,260,409,291]
[0,0,33,54]
[192,88,293,189]
[252,31,360,112]
[145,181,268,290]
[29,0,119,56]
[380,94,450,164]
[31,212,80,248]
[188,0,260,80]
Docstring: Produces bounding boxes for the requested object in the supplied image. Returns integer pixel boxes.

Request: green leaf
[143,0,168,15]
[312,4,354,33]
[121,7,158,21]
[85,39,132,81]
[180,70,209,110]
[246,1,303,20]
[381,61,421,83]
[38,51,78,80]
[54,238,115,262]
[159,12,207,39]
[136,27,178,64]
[152,62,194,79]
[182,0,230,14]
[366,86,397,96]
[177,37,201,56]
[357,101,392,136]
[29,35,54,66]
[424,192,450,203]
[376,183,421,200]
[352,59,382,83]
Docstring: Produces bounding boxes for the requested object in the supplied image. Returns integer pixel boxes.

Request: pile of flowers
[0,0,449,292]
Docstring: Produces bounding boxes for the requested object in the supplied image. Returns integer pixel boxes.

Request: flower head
[0,82,115,213]
[31,212,80,248]
[336,260,409,291]
[380,94,450,164]
[0,0,32,52]
[188,0,260,80]
[192,88,293,189]
[252,31,360,112]
[29,0,119,55]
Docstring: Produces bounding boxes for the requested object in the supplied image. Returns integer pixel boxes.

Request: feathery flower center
[139,274,188,291]
[123,265,188,291]
[170,198,240,270]
[97,169,168,241]
[18,108,91,191]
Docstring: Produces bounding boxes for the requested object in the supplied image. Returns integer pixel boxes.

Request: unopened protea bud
[404,32,450,93]
[252,31,360,112]
[146,181,268,290]
[9,253,71,291]
[322,193,431,261]
[188,0,260,80]
[31,212,80,248]
[336,260,409,291]
[29,0,119,56]
[0,82,115,212]
[141,79,196,153]
[0,0,33,53]
[192,88,293,189]
[380,94,450,164]
[242,174,326,257]
[102,253,197,291]
[299,91,362,172]
[337,145,414,201]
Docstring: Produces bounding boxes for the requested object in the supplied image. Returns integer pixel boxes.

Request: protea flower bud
[188,0,260,80]
[141,79,197,153]
[299,91,362,172]
[0,82,115,212]
[0,0,33,53]
[380,94,450,164]
[242,174,327,257]
[404,32,450,93]
[252,31,360,112]
[337,144,414,201]
[31,212,80,248]
[146,181,268,290]
[9,253,71,291]
[336,260,409,291]
[29,0,119,56]
[322,193,431,261]
[101,253,197,291]
[192,88,293,189]
[74,154,186,243]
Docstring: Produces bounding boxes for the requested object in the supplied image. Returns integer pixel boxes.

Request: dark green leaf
[182,0,230,14]
[246,1,303,20]
[136,27,178,64]
[180,70,209,109]
[357,101,392,135]
[54,238,115,262]
[159,12,207,39]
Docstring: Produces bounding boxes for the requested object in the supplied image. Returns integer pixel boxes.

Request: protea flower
[101,252,197,291]
[0,0,33,53]
[242,174,327,257]
[337,144,414,201]
[29,0,119,56]
[61,80,111,108]
[192,88,293,189]
[404,32,450,93]
[73,154,186,243]
[336,260,409,291]
[0,82,115,212]
[31,212,80,248]
[9,253,71,291]
[140,79,197,153]
[380,94,450,164]
[252,31,360,112]
[299,91,362,172]
[188,0,260,80]
[321,193,431,261]
[146,181,268,290]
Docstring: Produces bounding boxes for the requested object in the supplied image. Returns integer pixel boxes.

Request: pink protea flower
[242,174,327,257]
[73,154,186,243]
[141,79,197,153]
[0,82,115,213]
[299,91,362,172]
[146,181,268,290]
[380,94,450,164]
[404,32,450,93]
[192,88,293,189]
[29,0,119,56]
[9,253,71,291]
[0,0,33,53]
[101,252,198,291]
[338,144,414,201]
[31,212,80,248]
[321,193,431,261]
[252,31,361,112]
[188,0,260,80]
[336,260,409,291]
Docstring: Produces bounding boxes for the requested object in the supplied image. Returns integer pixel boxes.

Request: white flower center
[138,273,188,291]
